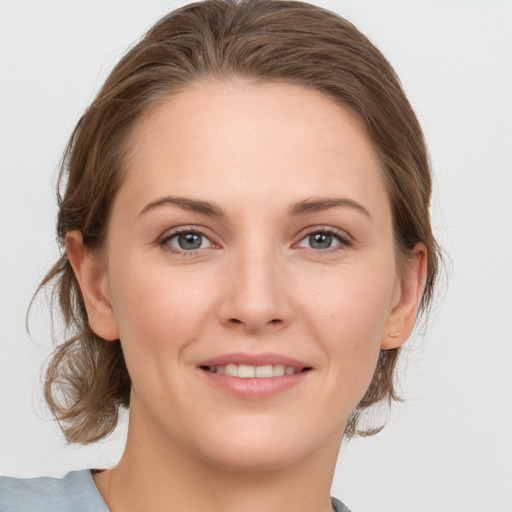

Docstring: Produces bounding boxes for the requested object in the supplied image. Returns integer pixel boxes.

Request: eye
[162,230,213,252]
[296,229,349,250]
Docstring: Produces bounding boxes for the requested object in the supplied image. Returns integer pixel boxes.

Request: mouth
[200,364,312,378]
[196,353,313,398]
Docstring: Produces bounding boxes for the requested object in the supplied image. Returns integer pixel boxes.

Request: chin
[199,441,303,473]
[189,418,344,474]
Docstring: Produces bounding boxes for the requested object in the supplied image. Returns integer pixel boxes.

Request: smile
[202,364,307,378]
[197,353,313,399]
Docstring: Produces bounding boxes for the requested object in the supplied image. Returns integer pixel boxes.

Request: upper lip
[197,352,312,370]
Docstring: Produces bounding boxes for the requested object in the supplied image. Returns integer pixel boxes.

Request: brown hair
[38,0,439,443]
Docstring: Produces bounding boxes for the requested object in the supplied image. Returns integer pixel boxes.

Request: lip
[197,352,313,400]
[198,352,311,369]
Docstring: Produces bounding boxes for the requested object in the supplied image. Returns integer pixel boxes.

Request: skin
[66,81,426,512]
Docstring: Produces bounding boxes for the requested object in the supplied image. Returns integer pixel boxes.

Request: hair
[37,0,440,444]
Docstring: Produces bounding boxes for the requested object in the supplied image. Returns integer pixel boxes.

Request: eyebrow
[139,196,225,217]
[139,195,371,220]
[288,197,372,219]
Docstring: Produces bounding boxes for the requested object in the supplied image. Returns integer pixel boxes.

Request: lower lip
[199,369,311,399]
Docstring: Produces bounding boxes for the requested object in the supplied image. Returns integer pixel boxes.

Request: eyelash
[158,226,352,256]
[159,227,217,256]
[296,227,352,255]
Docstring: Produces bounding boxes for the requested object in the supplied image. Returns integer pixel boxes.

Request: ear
[65,230,119,341]
[381,242,428,350]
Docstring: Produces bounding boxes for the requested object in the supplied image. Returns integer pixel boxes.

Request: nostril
[225,317,284,328]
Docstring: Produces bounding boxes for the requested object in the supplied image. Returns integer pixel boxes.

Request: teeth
[238,364,255,378]
[208,364,301,378]
[255,365,273,378]
[225,363,237,377]
[273,364,285,376]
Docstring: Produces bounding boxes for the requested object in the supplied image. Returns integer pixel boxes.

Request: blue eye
[297,230,347,250]
[164,231,212,251]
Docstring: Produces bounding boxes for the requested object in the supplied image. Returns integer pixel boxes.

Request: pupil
[310,232,332,249]
[178,232,202,250]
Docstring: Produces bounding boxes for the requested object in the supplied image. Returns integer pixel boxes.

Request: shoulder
[0,470,109,512]
[331,496,353,512]
[0,472,348,512]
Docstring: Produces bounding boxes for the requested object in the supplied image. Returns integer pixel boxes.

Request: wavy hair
[37,0,440,443]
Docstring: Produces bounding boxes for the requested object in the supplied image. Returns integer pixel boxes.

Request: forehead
[119,81,389,221]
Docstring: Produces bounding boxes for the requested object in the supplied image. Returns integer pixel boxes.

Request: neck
[93,401,342,512]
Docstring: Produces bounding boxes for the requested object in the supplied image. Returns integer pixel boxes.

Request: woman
[0,1,439,510]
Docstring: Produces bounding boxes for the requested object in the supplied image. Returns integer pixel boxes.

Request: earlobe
[65,231,119,341]
[381,243,428,350]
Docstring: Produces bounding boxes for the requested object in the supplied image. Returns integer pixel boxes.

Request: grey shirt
[0,470,351,511]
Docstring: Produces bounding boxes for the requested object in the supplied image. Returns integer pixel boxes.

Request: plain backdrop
[1,1,511,511]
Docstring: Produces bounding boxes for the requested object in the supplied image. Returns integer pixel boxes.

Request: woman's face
[73,81,422,472]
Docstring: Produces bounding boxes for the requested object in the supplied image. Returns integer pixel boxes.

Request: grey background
[1,1,511,511]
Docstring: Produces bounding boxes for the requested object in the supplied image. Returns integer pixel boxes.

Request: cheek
[108,258,216,359]
[302,265,395,399]
[107,261,219,410]
[305,264,394,341]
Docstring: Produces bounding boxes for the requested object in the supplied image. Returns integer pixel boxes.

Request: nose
[217,244,294,334]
